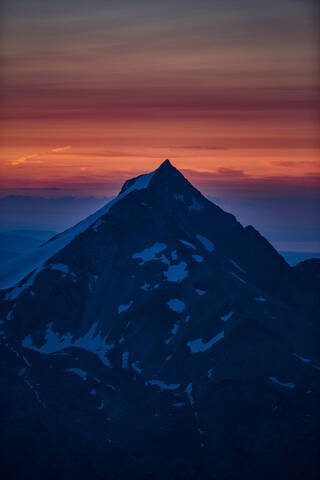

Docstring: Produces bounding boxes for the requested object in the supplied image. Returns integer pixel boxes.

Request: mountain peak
[119,159,179,196]
[158,158,173,169]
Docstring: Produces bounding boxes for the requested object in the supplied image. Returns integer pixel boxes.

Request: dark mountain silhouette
[0,160,319,479]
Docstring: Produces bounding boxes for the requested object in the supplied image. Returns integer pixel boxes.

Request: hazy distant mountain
[0,160,319,479]
[0,195,110,232]
[279,251,320,266]
[0,230,57,265]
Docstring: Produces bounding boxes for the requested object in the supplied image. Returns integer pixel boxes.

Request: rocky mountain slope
[0,160,319,479]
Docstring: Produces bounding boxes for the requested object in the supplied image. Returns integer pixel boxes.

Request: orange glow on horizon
[1,0,319,197]
[1,116,319,196]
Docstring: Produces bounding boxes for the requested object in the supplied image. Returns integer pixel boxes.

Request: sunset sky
[1,0,319,254]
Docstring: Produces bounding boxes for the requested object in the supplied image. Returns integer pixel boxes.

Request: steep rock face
[0,160,319,479]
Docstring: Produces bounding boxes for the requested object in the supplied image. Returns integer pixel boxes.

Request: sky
[0,0,319,254]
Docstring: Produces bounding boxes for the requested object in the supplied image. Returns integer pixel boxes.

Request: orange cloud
[51,145,72,153]
[11,154,39,166]
[10,145,72,166]
[267,160,320,169]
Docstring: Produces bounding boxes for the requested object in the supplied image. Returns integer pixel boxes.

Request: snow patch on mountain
[179,240,197,250]
[185,383,195,406]
[23,355,31,367]
[5,267,42,301]
[167,299,186,313]
[24,378,46,408]
[18,367,26,377]
[50,263,69,274]
[171,250,178,261]
[164,261,188,282]
[159,254,170,265]
[230,272,247,285]
[148,380,180,391]
[170,322,179,335]
[118,301,133,314]
[196,234,215,252]
[132,242,167,265]
[92,219,105,232]
[269,376,295,389]
[255,296,266,302]
[294,354,311,364]
[173,193,185,202]
[22,322,114,366]
[131,361,142,374]
[221,311,233,322]
[195,289,206,296]
[192,254,203,263]
[122,352,129,369]
[187,331,224,354]
[66,368,87,381]
[188,198,204,212]
[141,201,152,209]
[230,259,246,274]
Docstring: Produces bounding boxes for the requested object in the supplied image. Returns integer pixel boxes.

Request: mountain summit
[0,160,319,479]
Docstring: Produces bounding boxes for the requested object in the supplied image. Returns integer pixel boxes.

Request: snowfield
[0,170,156,290]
